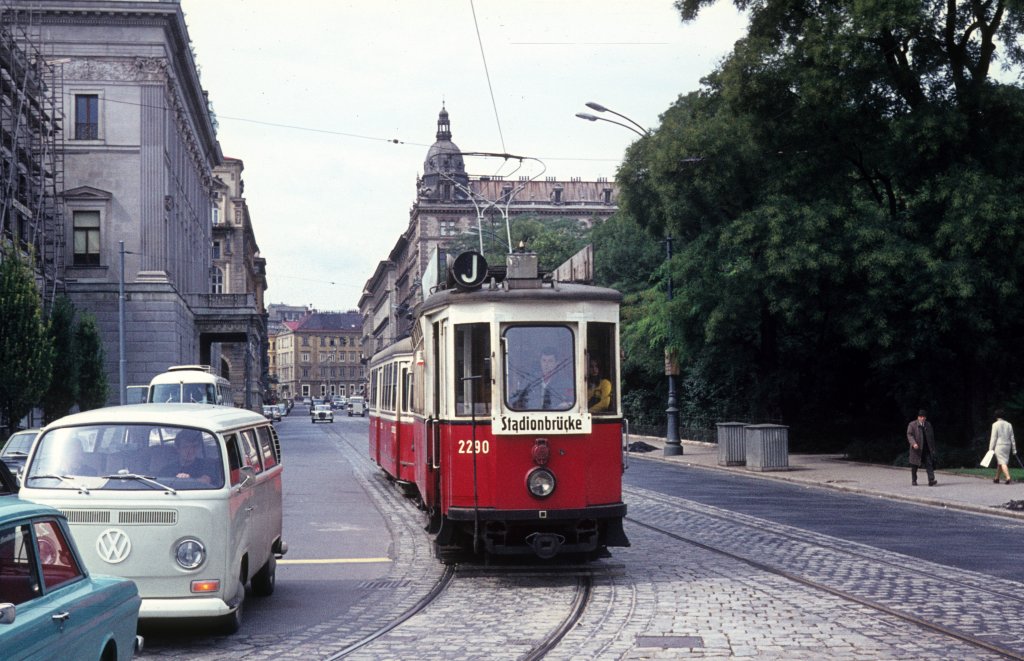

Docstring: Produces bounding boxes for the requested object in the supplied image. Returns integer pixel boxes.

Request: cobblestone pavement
[141,434,1023,660]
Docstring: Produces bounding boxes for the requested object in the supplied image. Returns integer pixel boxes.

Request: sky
[178,0,749,311]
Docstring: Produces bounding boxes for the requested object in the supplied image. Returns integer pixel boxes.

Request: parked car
[276,403,288,418]
[1,428,38,483]
[262,405,281,422]
[347,396,366,417]
[18,404,287,634]
[0,497,143,659]
[311,404,334,424]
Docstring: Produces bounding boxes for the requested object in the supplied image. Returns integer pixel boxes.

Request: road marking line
[278,557,392,565]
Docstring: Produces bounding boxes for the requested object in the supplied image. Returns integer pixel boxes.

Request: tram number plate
[458,439,490,454]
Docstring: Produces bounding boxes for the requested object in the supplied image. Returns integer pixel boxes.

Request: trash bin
[716,422,747,466]
[745,424,789,471]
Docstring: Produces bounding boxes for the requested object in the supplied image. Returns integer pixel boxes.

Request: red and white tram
[367,250,630,559]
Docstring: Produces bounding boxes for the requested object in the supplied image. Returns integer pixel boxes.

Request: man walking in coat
[907,409,937,486]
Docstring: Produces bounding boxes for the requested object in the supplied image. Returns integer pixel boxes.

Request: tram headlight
[175,538,206,570]
[527,467,556,498]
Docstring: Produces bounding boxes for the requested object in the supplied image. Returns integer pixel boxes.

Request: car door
[1,518,95,660]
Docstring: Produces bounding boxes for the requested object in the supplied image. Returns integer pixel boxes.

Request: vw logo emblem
[96,529,131,564]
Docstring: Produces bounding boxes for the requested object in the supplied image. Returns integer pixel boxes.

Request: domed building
[359,106,620,355]
[418,106,469,203]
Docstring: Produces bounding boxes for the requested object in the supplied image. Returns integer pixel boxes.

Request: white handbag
[980,449,996,467]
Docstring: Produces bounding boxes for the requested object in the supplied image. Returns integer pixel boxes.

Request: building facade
[3,0,267,409]
[266,303,310,401]
[274,311,364,401]
[211,157,268,407]
[359,106,619,357]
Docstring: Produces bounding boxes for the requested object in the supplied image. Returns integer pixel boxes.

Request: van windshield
[24,425,224,491]
[149,383,217,404]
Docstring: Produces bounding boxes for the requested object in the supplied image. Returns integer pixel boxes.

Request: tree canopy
[617,0,1024,445]
[0,248,53,433]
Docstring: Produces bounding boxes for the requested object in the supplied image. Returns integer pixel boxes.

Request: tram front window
[505,326,575,412]
[455,323,491,416]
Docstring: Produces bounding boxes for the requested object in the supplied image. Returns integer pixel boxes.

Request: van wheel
[219,598,243,634]
[251,555,276,597]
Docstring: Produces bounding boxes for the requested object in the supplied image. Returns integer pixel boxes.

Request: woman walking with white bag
[988,409,1017,484]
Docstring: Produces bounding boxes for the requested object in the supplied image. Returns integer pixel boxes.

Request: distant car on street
[262,405,281,422]
[0,428,38,483]
[347,396,366,417]
[0,497,143,660]
[311,404,334,424]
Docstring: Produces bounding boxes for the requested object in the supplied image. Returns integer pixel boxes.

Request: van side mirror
[238,465,255,487]
[0,603,16,625]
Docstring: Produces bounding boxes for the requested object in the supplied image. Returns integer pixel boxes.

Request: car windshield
[315,405,331,412]
[2,431,36,457]
[24,424,224,491]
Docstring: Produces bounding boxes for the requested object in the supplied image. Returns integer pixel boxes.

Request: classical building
[359,106,619,356]
[274,311,364,401]
[3,0,267,408]
[266,303,310,400]
[211,157,268,407]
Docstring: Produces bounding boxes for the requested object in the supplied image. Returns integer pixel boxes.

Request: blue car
[0,480,143,660]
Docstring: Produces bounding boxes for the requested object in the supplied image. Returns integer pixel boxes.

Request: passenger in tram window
[587,358,612,414]
[513,346,573,411]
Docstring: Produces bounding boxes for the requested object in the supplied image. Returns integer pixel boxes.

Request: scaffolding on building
[0,2,65,312]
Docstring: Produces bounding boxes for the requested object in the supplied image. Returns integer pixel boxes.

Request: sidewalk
[630,435,1024,521]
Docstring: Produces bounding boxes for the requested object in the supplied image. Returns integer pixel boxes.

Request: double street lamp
[576,102,683,457]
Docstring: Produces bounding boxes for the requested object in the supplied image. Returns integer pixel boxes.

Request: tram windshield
[505,326,575,412]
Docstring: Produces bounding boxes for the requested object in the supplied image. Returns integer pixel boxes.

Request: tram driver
[513,346,574,411]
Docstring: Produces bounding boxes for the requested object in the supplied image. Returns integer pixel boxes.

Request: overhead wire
[469,0,506,154]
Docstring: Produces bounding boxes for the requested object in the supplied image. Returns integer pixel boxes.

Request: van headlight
[175,538,206,569]
[526,468,556,498]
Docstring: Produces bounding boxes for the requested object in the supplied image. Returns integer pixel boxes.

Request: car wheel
[251,555,276,597]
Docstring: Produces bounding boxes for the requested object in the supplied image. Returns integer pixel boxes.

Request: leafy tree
[448,214,591,273]
[591,214,663,295]
[0,247,53,433]
[41,295,79,423]
[75,313,109,411]
[617,0,1024,446]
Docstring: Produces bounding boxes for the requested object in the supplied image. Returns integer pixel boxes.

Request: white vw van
[19,404,286,633]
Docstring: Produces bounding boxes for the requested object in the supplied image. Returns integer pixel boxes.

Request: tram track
[325,564,456,659]
[626,486,1024,660]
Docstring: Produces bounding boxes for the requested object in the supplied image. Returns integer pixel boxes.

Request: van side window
[225,434,243,486]
[254,426,278,468]
[239,430,263,474]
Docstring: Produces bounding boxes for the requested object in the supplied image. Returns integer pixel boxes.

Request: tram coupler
[526,532,565,559]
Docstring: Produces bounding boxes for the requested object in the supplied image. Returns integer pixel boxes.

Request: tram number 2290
[457,439,490,454]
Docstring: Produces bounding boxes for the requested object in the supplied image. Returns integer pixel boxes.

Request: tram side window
[505,326,575,412]
[587,322,617,415]
[369,369,378,410]
[454,323,491,416]
[402,367,412,414]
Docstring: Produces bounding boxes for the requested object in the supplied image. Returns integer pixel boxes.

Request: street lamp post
[576,101,682,456]
[663,236,682,456]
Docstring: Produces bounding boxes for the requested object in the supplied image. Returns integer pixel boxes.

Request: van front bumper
[139,596,234,619]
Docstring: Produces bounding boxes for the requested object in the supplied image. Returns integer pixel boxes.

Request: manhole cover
[635,635,703,649]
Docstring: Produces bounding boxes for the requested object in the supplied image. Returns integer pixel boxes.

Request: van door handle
[245,506,255,512]
[52,611,70,623]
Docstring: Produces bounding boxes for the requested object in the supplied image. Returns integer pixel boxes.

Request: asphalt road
[626,455,1024,580]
